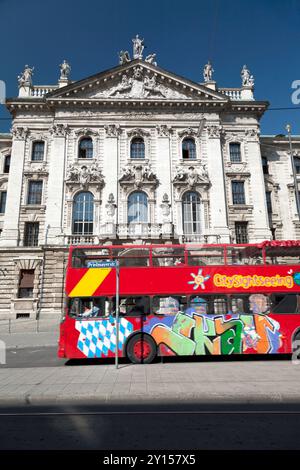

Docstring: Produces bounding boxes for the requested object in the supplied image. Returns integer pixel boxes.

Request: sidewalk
[0,319,59,348]
[0,359,299,406]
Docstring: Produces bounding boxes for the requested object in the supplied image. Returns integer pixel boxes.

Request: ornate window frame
[28,134,48,164]
[178,129,199,162]
[127,128,151,162]
[75,128,98,161]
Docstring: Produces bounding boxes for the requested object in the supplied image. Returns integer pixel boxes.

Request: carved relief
[105,193,117,220]
[156,125,173,137]
[207,125,223,139]
[66,163,104,189]
[127,128,150,138]
[178,127,198,138]
[173,164,209,189]
[160,193,171,221]
[119,163,158,189]
[74,127,98,137]
[49,124,70,137]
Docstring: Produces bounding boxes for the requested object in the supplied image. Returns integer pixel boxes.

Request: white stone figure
[109,74,132,97]
[160,193,171,220]
[79,166,90,186]
[18,65,34,87]
[59,60,71,80]
[66,164,79,181]
[174,165,186,181]
[203,61,214,82]
[132,34,144,59]
[187,166,198,187]
[241,65,254,87]
[119,50,131,65]
[106,193,117,219]
[121,164,133,180]
[143,165,155,180]
[145,53,157,66]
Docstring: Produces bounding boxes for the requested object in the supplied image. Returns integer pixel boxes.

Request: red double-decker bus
[58,241,300,363]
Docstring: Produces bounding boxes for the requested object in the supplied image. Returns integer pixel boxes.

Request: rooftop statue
[145,53,157,66]
[59,60,71,80]
[203,61,214,82]
[241,64,254,87]
[18,65,34,88]
[119,50,131,65]
[132,34,145,59]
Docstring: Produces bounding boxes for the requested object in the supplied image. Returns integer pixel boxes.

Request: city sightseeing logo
[188,269,210,290]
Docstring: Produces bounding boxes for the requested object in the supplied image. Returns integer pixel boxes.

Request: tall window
[232,181,245,205]
[182,191,201,235]
[266,191,272,214]
[128,191,148,223]
[229,143,241,163]
[294,157,300,174]
[31,141,45,161]
[18,269,34,298]
[235,222,248,244]
[182,138,196,160]
[78,138,93,159]
[72,192,94,235]
[3,155,10,173]
[262,156,269,175]
[130,138,145,159]
[0,191,6,213]
[24,222,39,247]
[27,181,43,205]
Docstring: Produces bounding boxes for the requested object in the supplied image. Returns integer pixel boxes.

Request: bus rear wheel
[126,334,157,364]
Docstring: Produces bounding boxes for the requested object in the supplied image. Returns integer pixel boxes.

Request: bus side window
[270,294,299,314]
[230,296,250,314]
[153,296,182,315]
[114,297,150,316]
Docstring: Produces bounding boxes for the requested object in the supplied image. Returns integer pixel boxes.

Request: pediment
[46,60,228,103]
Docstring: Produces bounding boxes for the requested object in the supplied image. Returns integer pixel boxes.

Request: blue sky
[1,0,300,134]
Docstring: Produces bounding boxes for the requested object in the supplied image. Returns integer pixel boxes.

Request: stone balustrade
[31,86,58,97]
[219,88,242,100]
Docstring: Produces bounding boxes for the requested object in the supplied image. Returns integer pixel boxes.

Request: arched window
[182,138,196,160]
[130,137,145,159]
[79,137,93,159]
[128,191,148,223]
[3,155,10,173]
[72,192,94,235]
[182,191,201,235]
[31,141,45,161]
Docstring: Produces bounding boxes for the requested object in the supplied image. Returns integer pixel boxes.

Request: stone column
[206,125,230,242]
[156,126,173,238]
[0,127,29,247]
[101,125,121,236]
[246,129,271,241]
[44,124,69,245]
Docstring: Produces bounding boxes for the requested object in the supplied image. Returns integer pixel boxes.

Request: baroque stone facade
[0,38,299,320]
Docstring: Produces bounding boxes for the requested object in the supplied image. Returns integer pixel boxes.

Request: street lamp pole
[286,124,300,220]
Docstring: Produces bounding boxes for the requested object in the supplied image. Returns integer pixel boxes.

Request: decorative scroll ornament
[18,65,34,88]
[245,128,260,140]
[173,165,209,188]
[178,127,198,138]
[66,163,104,188]
[127,127,150,138]
[119,163,158,189]
[11,126,29,140]
[74,127,98,137]
[156,125,173,137]
[104,124,122,137]
[49,124,70,137]
[207,125,223,139]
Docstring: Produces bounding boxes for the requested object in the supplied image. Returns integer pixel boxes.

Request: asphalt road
[1,403,300,450]
[2,348,300,450]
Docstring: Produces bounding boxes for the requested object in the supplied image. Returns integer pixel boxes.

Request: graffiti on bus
[144,293,282,356]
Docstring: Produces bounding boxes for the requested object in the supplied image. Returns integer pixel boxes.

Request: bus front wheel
[126,334,157,364]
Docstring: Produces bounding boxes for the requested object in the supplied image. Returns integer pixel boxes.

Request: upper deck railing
[68,241,300,268]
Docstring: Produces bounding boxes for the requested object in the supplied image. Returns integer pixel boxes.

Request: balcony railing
[181,234,221,244]
[117,223,162,239]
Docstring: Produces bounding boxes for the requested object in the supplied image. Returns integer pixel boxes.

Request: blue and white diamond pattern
[75,317,134,358]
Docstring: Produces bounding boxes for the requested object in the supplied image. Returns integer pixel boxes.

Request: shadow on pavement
[0,400,299,450]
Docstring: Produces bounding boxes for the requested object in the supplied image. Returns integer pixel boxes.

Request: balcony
[181,233,221,244]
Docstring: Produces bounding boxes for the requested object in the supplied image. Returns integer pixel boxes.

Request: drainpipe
[36,224,50,329]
